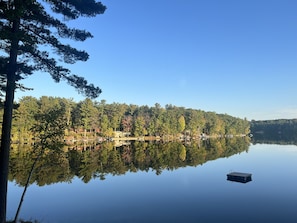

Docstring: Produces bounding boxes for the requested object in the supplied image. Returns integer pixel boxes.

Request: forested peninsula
[2,96,250,144]
[250,119,297,144]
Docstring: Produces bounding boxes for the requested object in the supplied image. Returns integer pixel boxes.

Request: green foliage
[79,98,98,131]
[133,116,147,137]
[177,115,186,133]
[185,109,205,135]
[31,106,67,150]
[12,96,38,143]
[7,96,250,139]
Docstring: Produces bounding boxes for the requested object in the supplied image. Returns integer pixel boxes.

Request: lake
[6,138,297,223]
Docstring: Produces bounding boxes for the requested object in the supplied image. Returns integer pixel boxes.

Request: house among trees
[114,131,131,138]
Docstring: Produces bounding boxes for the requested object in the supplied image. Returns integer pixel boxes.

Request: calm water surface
[7,143,297,223]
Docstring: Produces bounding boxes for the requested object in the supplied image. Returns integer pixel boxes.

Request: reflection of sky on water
[7,144,297,223]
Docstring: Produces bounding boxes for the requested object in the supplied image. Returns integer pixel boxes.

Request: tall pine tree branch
[0,1,106,222]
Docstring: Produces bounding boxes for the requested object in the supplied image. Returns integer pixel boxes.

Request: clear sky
[15,0,297,121]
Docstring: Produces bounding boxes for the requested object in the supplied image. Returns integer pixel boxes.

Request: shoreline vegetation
[5,96,250,147]
[11,130,249,149]
[12,132,250,151]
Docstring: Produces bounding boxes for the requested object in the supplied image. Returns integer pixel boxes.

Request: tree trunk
[0,65,17,223]
[0,13,20,223]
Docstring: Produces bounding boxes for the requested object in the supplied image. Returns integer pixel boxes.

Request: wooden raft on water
[227,172,252,183]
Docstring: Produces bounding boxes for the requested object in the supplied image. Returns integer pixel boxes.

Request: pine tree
[0,1,106,222]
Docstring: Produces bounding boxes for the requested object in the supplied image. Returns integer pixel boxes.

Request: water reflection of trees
[9,137,250,186]
[252,134,297,146]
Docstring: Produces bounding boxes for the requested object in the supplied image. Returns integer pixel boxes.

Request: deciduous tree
[177,115,186,133]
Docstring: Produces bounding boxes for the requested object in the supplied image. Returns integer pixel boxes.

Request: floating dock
[227,172,252,183]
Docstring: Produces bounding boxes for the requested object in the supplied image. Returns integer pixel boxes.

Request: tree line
[250,119,297,144]
[1,96,250,143]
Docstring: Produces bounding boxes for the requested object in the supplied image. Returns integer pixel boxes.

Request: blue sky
[15,0,297,120]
